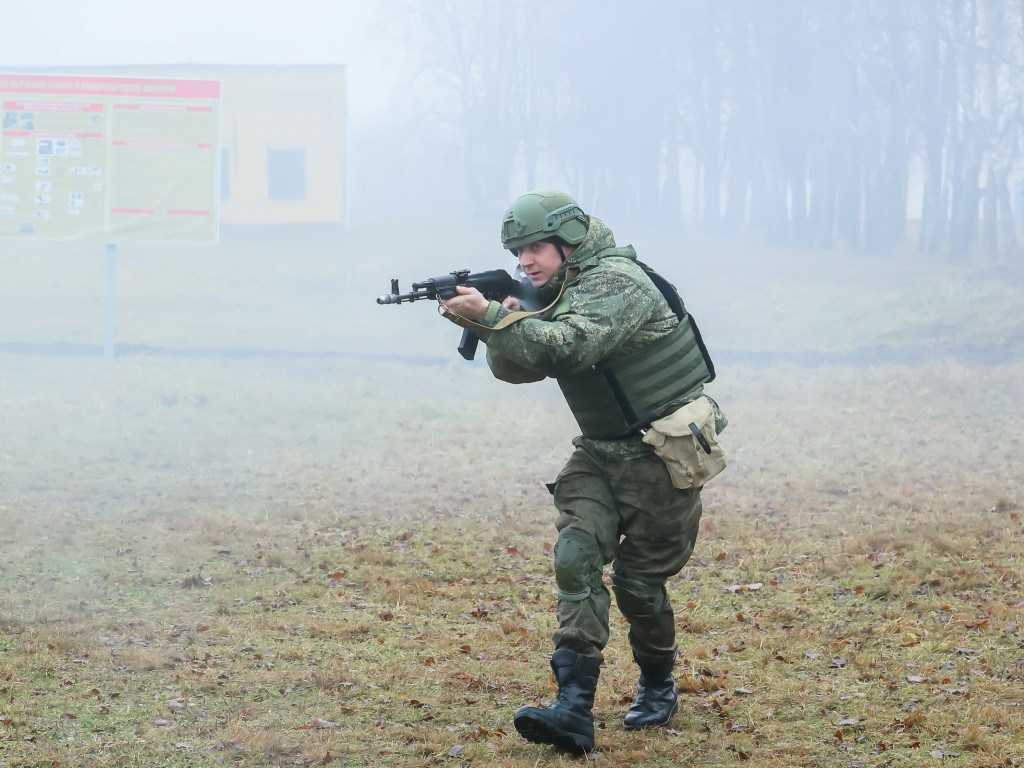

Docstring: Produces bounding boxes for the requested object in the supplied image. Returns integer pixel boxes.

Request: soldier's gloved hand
[441,285,489,322]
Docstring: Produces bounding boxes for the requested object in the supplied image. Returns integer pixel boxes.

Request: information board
[1,73,221,244]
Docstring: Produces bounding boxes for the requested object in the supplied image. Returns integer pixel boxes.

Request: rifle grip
[458,329,479,360]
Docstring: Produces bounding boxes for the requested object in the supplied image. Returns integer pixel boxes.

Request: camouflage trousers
[548,443,703,663]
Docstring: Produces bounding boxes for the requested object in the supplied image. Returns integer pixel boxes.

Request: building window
[220,149,230,200]
[267,148,306,200]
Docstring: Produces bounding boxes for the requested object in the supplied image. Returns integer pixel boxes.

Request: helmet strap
[555,243,567,263]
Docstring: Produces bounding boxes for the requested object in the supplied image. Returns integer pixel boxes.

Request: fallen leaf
[899,710,926,729]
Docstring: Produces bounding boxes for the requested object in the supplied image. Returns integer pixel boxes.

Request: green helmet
[500,189,589,252]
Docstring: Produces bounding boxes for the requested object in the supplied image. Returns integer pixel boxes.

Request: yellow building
[212,65,347,226]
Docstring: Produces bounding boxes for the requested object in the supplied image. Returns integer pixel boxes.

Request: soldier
[440,189,726,755]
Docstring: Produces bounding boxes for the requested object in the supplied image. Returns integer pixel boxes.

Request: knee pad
[554,528,603,602]
[612,574,667,622]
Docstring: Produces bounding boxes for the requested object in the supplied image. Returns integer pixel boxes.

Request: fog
[2,0,1023,503]
[3,1,400,121]
[4,7,1024,765]
[6,1,1024,249]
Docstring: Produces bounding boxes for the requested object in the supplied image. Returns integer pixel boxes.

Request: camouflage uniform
[481,217,703,665]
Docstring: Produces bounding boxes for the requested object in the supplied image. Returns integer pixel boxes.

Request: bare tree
[392,0,1024,259]
[396,0,521,214]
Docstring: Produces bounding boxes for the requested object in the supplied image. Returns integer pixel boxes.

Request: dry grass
[1,227,1022,766]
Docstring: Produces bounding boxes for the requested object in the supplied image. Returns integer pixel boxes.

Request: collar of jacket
[537,217,637,302]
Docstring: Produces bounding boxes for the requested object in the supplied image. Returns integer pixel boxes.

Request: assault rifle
[377,268,536,360]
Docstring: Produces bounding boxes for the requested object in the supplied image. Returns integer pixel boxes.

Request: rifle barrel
[376,290,429,304]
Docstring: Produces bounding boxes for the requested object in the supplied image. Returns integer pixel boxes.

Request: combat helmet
[500,189,589,253]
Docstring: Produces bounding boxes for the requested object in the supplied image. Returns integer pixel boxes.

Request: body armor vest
[555,260,715,439]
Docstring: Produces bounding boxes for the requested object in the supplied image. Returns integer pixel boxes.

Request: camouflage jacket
[481,217,697,459]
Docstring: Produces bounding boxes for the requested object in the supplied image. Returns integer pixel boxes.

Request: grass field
[1,224,1022,766]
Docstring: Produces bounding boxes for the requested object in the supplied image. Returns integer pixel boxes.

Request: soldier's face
[517,241,568,286]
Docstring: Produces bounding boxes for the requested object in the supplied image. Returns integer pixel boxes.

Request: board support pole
[104,243,117,360]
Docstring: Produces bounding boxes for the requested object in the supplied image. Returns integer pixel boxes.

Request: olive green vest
[554,260,716,439]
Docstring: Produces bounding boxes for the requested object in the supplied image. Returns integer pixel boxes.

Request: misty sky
[3,0,402,126]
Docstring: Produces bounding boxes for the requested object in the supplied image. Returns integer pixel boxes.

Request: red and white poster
[0,73,221,244]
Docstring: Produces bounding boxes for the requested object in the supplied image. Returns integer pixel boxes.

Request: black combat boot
[623,653,678,730]
[514,648,601,755]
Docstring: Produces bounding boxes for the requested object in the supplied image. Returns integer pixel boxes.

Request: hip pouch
[641,395,726,489]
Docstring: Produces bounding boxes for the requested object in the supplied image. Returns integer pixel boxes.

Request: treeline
[397,0,1024,258]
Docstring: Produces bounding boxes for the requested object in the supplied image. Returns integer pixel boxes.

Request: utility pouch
[641,395,726,489]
